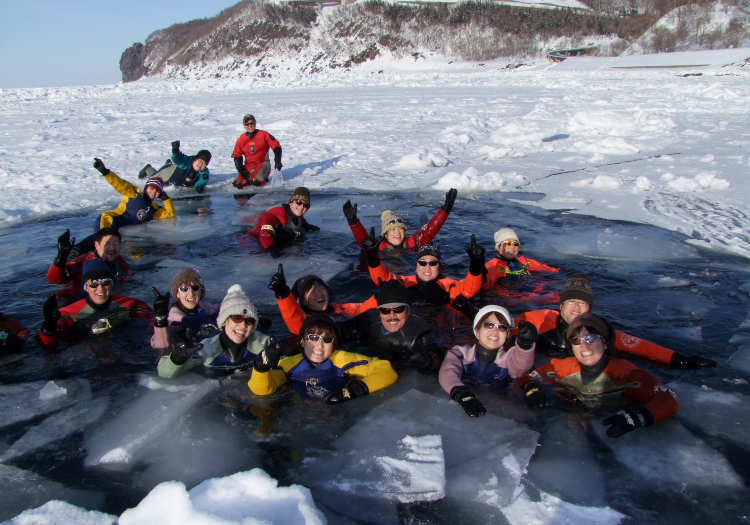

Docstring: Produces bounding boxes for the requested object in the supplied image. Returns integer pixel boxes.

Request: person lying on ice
[483,228,558,289]
[157,284,277,378]
[267,264,377,335]
[38,259,152,347]
[439,305,538,418]
[363,233,484,306]
[232,114,282,189]
[336,279,445,370]
[248,186,319,257]
[0,312,31,353]
[47,227,129,286]
[249,313,397,404]
[139,140,211,194]
[342,188,457,252]
[453,272,716,369]
[520,313,680,439]
[151,267,220,353]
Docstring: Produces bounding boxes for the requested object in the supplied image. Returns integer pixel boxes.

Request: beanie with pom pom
[381,210,404,236]
[217,284,258,330]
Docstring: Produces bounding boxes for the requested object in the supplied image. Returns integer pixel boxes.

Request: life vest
[285,356,368,398]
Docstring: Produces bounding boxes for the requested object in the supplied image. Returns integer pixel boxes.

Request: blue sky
[0,0,239,88]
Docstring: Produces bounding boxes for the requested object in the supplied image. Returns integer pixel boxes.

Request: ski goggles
[417,260,439,267]
[291,199,310,208]
[569,334,604,346]
[499,240,520,246]
[481,321,510,333]
[178,284,201,293]
[305,333,335,344]
[379,305,407,315]
[87,279,113,289]
[228,315,255,326]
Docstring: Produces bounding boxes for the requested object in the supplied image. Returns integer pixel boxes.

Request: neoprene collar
[580,354,610,385]
[176,301,199,316]
[85,295,113,311]
[219,331,247,364]
[245,130,259,139]
[475,342,499,367]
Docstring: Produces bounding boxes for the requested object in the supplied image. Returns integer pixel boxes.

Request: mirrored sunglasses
[178,284,201,293]
[379,305,407,315]
[305,333,334,344]
[569,334,603,345]
[482,321,509,333]
[417,260,439,267]
[387,218,404,225]
[500,240,520,246]
[87,279,113,289]
[228,315,255,326]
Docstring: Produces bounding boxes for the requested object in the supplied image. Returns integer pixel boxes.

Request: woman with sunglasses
[249,187,319,258]
[342,188,457,252]
[439,306,538,418]
[158,284,277,378]
[39,259,152,347]
[483,228,558,289]
[520,313,680,438]
[151,267,220,352]
[249,313,397,404]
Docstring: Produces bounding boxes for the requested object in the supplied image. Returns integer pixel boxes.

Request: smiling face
[496,240,519,260]
[145,186,160,200]
[301,330,335,364]
[476,313,508,351]
[379,305,409,333]
[570,326,607,367]
[416,255,440,282]
[223,316,253,345]
[192,158,207,172]
[289,200,308,217]
[302,282,329,312]
[176,281,201,310]
[94,235,121,263]
[385,227,406,246]
[85,280,112,305]
[560,299,591,324]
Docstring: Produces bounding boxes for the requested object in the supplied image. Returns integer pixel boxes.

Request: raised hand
[41,295,61,336]
[516,320,539,350]
[442,188,458,213]
[93,158,109,176]
[152,286,171,328]
[171,140,181,154]
[465,234,486,276]
[54,229,75,267]
[267,264,290,299]
[169,337,203,365]
[254,345,281,373]
[362,227,381,268]
[343,200,358,225]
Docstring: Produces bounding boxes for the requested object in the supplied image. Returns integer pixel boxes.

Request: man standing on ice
[232,114,282,189]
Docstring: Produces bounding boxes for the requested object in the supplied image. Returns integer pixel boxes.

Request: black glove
[254,345,282,373]
[232,180,244,190]
[54,229,75,267]
[93,158,109,176]
[159,191,169,201]
[516,320,539,350]
[250,179,262,187]
[274,159,283,171]
[41,295,61,336]
[451,385,486,418]
[465,234,486,276]
[0,329,24,352]
[195,185,205,194]
[343,200,358,225]
[523,381,546,409]
[267,264,291,299]
[324,379,369,405]
[267,245,282,259]
[362,227,381,268]
[441,188,458,213]
[602,407,653,438]
[407,337,433,369]
[451,294,479,320]
[303,223,320,233]
[169,337,203,366]
[171,140,181,154]
[670,352,717,369]
[152,287,171,328]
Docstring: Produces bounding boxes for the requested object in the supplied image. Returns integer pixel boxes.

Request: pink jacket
[438,342,535,395]
[150,302,220,349]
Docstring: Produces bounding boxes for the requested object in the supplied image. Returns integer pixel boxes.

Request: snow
[2,501,116,525]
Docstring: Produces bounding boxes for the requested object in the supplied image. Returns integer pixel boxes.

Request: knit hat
[416,243,441,262]
[291,275,331,302]
[564,313,615,354]
[494,228,519,246]
[473,305,513,336]
[194,150,212,165]
[81,258,114,285]
[289,187,311,206]
[170,267,206,299]
[381,210,405,236]
[144,177,164,195]
[299,313,340,346]
[217,284,258,331]
[559,273,593,308]
[243,114,256,125]
[377,279,411,308]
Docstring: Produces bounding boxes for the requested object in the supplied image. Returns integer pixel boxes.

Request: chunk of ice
[38,381,67,401]
[0,380,91,430]
[502,490,625,525]
[3,500,116,525]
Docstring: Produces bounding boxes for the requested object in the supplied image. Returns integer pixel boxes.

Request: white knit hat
[473,305,513,336]
[381,210,405,236]
[217,284,258,332]
[494,228,519,246]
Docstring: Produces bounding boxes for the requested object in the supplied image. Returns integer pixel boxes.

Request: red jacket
[249,204,313,249]
[350,208,449,251]
[521,356,679,424]
[483,256,558,289]
[233,130,280,178]
[0,316,30,341]
[369,262,482,301]
[46,253,130,285]
[276,293,379,335]
[38,295,152,346]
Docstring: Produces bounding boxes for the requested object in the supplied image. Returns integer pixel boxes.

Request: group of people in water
[2,116,719,441]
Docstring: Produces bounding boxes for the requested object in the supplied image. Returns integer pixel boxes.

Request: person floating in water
[139,140,211,194]
[520,313,680,439]
[47,227,129,286]
[483,228,558,289]
[342,188,457,251]
[248,187,319,257]
[0,312,30,353]
[232,114,282,189]
[249,313,397,404]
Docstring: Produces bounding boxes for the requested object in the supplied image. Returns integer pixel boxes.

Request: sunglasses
[387,218,404,226]
[292,199,310,208]
[482,321,510,333]
[178,284,201,293]
[569,334,604,345]
[306,333,335,344]
[564,300,589,308]
[500,240,520,246]
[417,260,439,267]
[379,305,407,315]
[244,121,256,126]
[87,279,113,289]
[228,315,255,326]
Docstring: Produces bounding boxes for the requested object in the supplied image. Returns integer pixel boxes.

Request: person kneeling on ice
[0,312,31,353]
[267,264,378,335]
[364,233,484,306]
[483,228,558,289]
[139,140,211,194]
[151,267,220,353]
[157,284,277,378]
[337,280,445,369]
[249,187,319,257]
[342,188,457,252]
[439,306,539,418]
[38,259,152,346]
[47,227,129,286]
[520,314,680,438]
[249,313,397,404]
[232,114,282,189]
